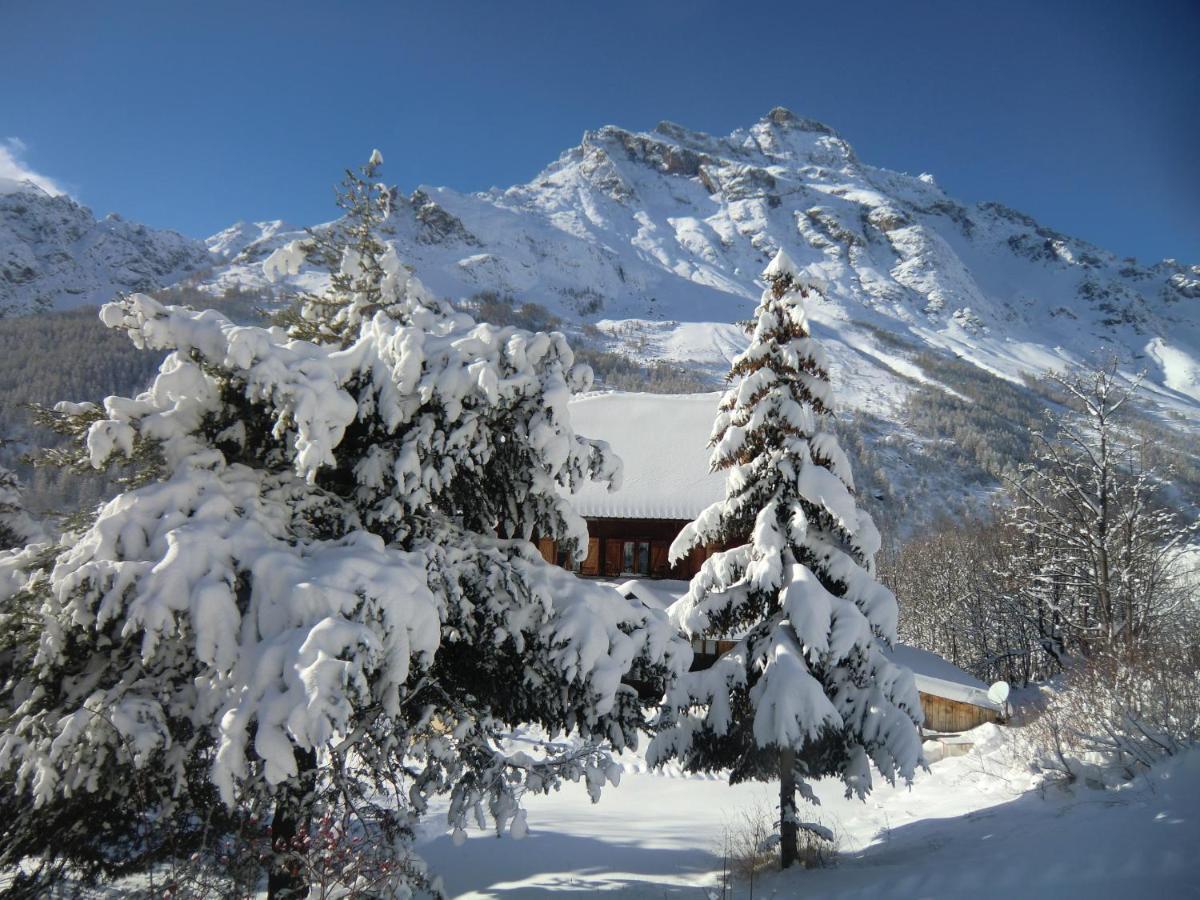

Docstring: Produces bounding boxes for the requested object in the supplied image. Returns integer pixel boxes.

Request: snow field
[417,725,1200,899]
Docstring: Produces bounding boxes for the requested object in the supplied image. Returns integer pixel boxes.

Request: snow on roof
[885,644,1002,711]
[568,391,725,520]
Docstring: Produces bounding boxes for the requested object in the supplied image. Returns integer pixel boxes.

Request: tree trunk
[268,747,318,900]
[779,748,798,869]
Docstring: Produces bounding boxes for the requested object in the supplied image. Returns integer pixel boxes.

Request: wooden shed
[884,643,1004,735]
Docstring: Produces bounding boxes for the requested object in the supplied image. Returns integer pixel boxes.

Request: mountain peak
[763,107,837,136]
[652,120,721,152]
[0,178,55,200]
[206,219,297,261]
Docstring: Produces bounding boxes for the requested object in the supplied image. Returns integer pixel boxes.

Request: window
[622,540,650,575]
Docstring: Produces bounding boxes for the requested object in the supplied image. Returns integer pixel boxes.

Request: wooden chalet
[544,390,1003,736]
[536,392,730,581]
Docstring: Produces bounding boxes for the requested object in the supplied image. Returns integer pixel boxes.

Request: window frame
[620,538,652,576]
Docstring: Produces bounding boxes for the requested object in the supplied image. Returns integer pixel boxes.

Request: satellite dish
[987,681,1011,706]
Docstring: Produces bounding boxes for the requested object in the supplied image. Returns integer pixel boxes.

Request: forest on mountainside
[4,290,1198,535]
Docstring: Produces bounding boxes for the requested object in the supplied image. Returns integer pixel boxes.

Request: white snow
[567,391,725,519]
[416,726,1200,898]
[1145,337,1200,403]
[205,219,297,259]
[606,577,690,613]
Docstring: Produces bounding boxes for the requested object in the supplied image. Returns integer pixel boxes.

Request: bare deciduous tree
[1005,363,1195,663]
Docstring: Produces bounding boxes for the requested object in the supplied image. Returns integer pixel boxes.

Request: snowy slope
[202,108,1200,427]
[0,181,210,313]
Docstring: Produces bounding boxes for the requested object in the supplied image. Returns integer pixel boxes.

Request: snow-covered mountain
[0,180,210,314]
[202,108,1200,425]
[2,109,1196,525]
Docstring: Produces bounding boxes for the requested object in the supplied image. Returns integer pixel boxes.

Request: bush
[718,804,776,893]
[1024,642,1200,786]
[713,803,836,899]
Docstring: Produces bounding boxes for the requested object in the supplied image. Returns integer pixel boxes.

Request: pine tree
[0,461,40,550]
[649,250,922,870]
[0,155,684,898]
[263,148,403,345]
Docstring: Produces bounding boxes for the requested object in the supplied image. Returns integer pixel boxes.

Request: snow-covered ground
[416,726,1200,899]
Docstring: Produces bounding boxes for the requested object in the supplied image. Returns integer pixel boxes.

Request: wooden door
[581,538,601,576]
[604,539,623,577]
[650,541,670,577]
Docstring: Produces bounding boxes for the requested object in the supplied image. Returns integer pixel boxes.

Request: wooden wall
[689,638,739,671]
[918,691,1000,734]
[536,517,721,580]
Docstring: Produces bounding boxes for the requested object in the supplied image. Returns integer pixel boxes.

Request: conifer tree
[264,149,400,344]
[0,461,40,550]
[0,154,684,898]
[649,250,922,870]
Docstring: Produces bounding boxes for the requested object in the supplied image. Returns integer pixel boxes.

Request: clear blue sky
[3,0,1197,263]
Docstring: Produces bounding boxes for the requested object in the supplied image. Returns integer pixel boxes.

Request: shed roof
[884,644,1002,712]
[568,391,725,520]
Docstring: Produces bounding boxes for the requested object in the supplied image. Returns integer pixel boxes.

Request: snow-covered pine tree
[0,461,41,550]
[263,148,401,346]
[0,154,685,898]
[649,250,922,870]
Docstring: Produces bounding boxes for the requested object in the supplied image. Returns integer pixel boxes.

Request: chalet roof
[567,391,725,520]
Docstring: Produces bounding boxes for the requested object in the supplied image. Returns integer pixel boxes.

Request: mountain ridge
[5,109,1198,426]
[198,108,1200,424]
[0,180,210,315]
[2,110,1198,526]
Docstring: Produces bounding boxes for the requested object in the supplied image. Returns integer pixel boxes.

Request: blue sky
[2,0,1197,263]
